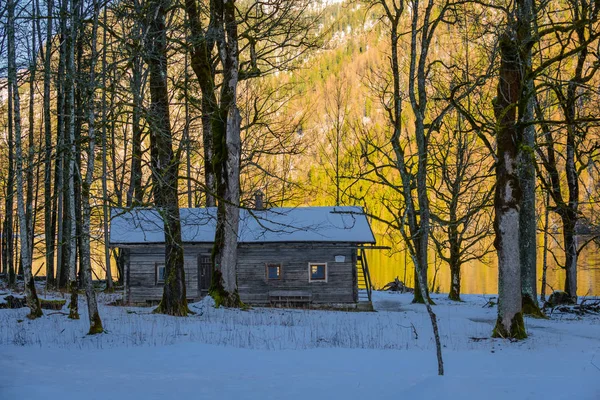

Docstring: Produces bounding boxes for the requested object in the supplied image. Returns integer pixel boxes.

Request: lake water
[31,235,599,297]
[366,234,600,296]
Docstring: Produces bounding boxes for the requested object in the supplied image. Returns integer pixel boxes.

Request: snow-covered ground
[1,290,599,399]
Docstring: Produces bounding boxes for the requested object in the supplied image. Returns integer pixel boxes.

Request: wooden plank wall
[126,244,357,305]
[127,245,211,303]
[237,244,356,304]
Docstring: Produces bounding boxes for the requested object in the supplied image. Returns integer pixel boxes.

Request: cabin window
[156,264,166,285]
[266,263,282,280]
[309,263,327,282]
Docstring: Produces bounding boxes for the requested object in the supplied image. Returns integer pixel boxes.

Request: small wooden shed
[109,206,376,307]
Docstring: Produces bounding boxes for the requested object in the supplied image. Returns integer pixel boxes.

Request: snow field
[1,291,599,399]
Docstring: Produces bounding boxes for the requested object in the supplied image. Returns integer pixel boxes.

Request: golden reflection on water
[32,235,599,296]
[366,234,600,296]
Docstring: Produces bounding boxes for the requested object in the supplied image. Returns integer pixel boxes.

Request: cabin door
[198,254,212,297]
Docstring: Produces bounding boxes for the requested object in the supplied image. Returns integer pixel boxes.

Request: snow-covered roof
[109,206,376,245]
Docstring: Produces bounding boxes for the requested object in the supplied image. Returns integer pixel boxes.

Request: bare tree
[79,0,104,334]
[491,0,531,339]
[43,0,56,288]
[143,0,189,316]
[516,0,543,318]
[430,112,494,302]
[211,0,243,305]
[25,0,38,273]
[535,0,600,303]
[359,0,461,375]
[321,73,352,206]
[183,0,319,306]
[100,4,113,291]
[2,37,16,288]
[7,0,42,318]
[66,0,79,320]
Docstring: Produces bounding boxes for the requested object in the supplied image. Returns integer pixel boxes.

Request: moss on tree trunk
[25,277,43,319]
[88,311,104,335]
[209,259,243,308]
[492,312,527,340]
[522,294,547,319]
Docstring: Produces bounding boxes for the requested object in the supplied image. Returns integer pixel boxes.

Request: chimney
[254,190,264,210]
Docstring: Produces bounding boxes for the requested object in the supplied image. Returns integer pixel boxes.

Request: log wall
[125,243,357,305]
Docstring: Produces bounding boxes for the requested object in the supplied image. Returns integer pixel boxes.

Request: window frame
[156,263,166,285]
[308,262,328,283]
[265,263,283,281]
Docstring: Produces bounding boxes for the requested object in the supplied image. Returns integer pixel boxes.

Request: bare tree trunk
[80,0,104,334]
[100,5,113,292]
[26,1,37,270]
[519,145,539,306]
[202,116,216,207]
[562,212,578,300]
[67,0,80,319]
[492,31,526,340]
[126,5,144,208]
[448,226,461,301]
[3,0,17,286]
[184,50,193,208]
[56,0,70,290]
[534,1,598,303]
[184,0,240,305]
[407,0,431,304]
[144,0,188,316]
[43,0,56,288]
[1,218,4,277]
[210,0,242,306]
[8,0,43,318]
[412,254,443,375]
[4,76,16,288]
[74,16,85,288]
[562,88,580,302]
[184,0,217,207]
[541,189,550,302]
[367,0,444,372]
[518,0,542,317]
[520,121,541,315]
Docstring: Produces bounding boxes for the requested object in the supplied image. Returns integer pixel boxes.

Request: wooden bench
[269,290,312,305]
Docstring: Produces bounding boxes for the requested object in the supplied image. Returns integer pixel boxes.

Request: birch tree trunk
[67,0,80,319]
[7,0,43,319]
[80,0,104,334]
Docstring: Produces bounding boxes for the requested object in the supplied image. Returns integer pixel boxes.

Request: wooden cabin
[109,206,376,307]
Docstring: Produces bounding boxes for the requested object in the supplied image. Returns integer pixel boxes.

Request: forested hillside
[275,1,600,299]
